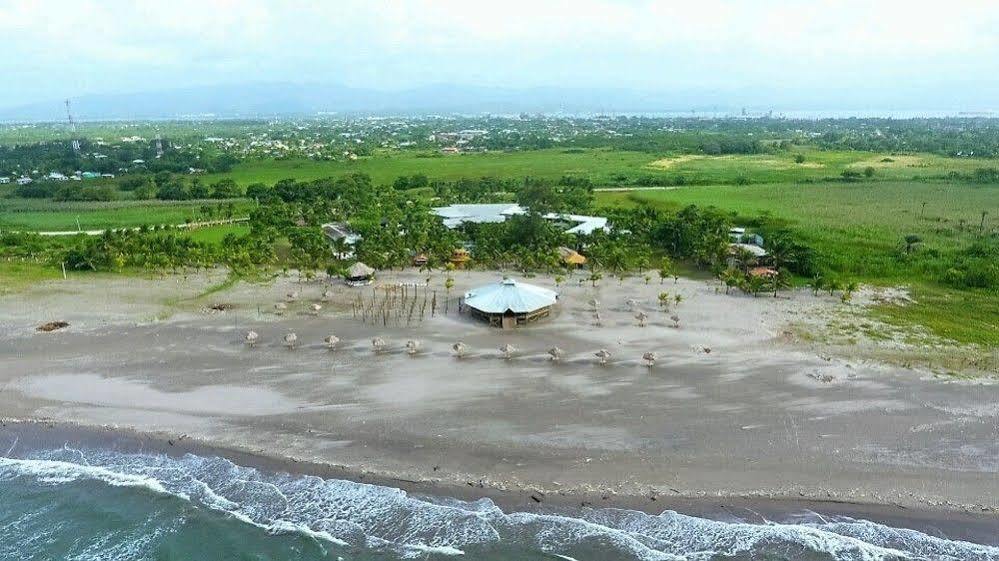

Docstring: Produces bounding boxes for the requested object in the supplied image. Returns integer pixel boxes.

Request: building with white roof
[432,204,609,235]
[462,277,558,328]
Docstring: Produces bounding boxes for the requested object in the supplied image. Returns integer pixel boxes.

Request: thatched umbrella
[500,343,515,360]
[405,339,421,355]
[286,291,299,303]
[642,351,657,367]
[594,349,611,364]
[274,302,288,315]
[547,347,564,362]
[452,342,468,358]
[324,334,340,351]
[635,311,648,327]
[372,337,386,353]
[284,331,298,349]
[245,330,259,348]
[310,303,323,315]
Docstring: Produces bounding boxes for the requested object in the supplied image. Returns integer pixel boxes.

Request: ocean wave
[2,447,998,561]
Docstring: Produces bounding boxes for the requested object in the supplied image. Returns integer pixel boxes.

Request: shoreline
[4,418,998,547]
[2,268,998,551]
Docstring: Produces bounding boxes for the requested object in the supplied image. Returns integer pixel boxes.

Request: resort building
[432,203,609,235]
[462,278,558,329]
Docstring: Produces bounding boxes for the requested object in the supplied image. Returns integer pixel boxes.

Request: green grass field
[0,199,255,232]
[597,181,997,278]
[200,147,996,187]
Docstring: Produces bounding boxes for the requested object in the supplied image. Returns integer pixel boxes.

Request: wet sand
[1,269,997,527]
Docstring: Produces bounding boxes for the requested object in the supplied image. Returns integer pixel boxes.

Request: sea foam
[1,447,997,561]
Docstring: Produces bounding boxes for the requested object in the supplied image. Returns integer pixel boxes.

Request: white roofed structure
[462,278,558,328]
[432,204,608,235]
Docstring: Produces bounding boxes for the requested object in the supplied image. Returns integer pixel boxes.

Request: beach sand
[1,269,997,530]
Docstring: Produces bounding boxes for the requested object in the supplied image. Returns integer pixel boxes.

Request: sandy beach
[1,268,997,537]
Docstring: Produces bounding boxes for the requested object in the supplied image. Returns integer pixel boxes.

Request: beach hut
[463,278,558,329]
[558,246,587,267]
[450,248,471,268]
[345,262,375,286]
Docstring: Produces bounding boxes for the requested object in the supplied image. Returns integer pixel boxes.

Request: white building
[432,203,610,235]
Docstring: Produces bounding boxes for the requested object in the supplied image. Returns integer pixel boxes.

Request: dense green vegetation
[1,116,996,348]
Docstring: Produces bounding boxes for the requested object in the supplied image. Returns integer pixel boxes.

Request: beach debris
[35,321,69,332]
[635,311,648,327]
[405,339,421,355]
[702,346,712,354]
[372,337,386,353]
[286,291,299,302]
[643,351,657,367]
[208,303,232,312]
[283,331,298,349]
[321,289,333,302]
[670,314,681,328]
[808,372,836,383]
[500,344,515,359]
[273,302,288,315]
[452,342,468,358]
[310,303,323,315]
[594,349,612,364]
[548,346,564,362]
[530,492,544,503]
[324,334,340,351]
[245,330,259,348]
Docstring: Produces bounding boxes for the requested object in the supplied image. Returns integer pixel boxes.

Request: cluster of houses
[2,171,115,185]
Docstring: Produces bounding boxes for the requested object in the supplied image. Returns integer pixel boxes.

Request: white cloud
[1,0,997,106]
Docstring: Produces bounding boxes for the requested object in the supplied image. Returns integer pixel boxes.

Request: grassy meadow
[0,198,255,232]
[200,146,996,187]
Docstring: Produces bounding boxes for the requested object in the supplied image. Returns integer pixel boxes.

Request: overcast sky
[3,0,999,109]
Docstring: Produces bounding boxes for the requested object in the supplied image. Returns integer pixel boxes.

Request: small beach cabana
[463,278,558,329]
[558,246,587,267]
[345,262,375,286]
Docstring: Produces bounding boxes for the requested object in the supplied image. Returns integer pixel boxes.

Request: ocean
[0,447,996,561]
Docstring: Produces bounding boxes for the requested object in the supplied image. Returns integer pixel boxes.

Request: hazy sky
[3,0,999,109]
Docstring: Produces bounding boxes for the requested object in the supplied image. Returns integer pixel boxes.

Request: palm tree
[657,292,670,309]
[321,289,333,303]
[588,272,603,287]
[286,291,299,302]
[589,298,600,311]
[245,330,259,348]
[635,311,648,327]
[284,331,298,349]
[405,339,421,355]
[594,349,611,365]
[273,302,288,315]
[324,334,340,351]
[626,298,639,310]
[310,303,322,315]
[372,337,386,353]
[548,347,564,362]
[452,342,468,358]
[642,351,657,367]
[674,294,684,307]
[670,314,680,328]
[500,344,515,359]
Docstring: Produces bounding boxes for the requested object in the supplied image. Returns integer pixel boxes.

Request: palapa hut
[463,278,558,329]
[558,246,587,267]
[450,248,471,268]
[345,262,375,286]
